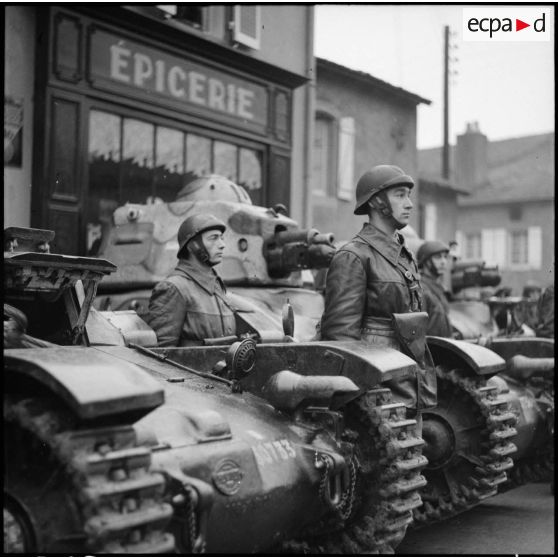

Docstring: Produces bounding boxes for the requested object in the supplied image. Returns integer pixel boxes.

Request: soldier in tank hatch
[417,240,454,338]
[147,213,236,346]
[319,164,437,430]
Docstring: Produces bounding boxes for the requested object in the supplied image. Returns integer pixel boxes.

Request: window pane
[122,118,154,203]
[511,230,528,264]
[214,140,237,181]
[465,233,481,260]
[186,134,211,177]
[312,117,330,195]
[87,110,121,255]
[238,148,262,202]
[89,110,121,162]
[155,126,184,202]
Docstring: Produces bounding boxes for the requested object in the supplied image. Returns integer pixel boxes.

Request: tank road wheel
[293,388,428,554]
[4,396,175,554]
[414,367,518,525]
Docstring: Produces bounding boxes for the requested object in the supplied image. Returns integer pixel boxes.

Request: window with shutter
[233,5,261,50]
[337,117,354,201]
[527,226,542,269]
[481,229,506,267]
[424,203,437,241]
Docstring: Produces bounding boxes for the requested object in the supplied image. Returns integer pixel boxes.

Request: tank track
[4,396,175,554]
[413,368,518,525]
[286,387,428,554]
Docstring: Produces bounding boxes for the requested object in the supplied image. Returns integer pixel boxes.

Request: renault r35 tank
[92,187,523,529]
[399,235,553,525]
[4,226,429,555]
[94,174,334,342]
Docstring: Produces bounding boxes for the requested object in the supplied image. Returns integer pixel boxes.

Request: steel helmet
[177,213,226,255]
[417,240,450,267]
[354,165,414,215]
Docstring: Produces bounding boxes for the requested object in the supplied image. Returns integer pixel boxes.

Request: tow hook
[315,451,354,516]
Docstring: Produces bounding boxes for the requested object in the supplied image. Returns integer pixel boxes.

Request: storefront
[28,6,309,255]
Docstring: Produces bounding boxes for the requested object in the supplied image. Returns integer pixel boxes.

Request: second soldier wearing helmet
[320,164,437,427]
[417,240,453,337]
[146,213,236,346]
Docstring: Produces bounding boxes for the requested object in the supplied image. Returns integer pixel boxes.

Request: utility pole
[442,25,450,180]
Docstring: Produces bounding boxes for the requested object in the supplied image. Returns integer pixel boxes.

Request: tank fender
[485,336,554,360]
[427,336,506,375]
[236,341,418,395]
[4,347,164,420]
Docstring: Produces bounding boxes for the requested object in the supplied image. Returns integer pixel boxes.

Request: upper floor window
[155,5,206,31]
[232,5,261,49]
[312,114,335,197]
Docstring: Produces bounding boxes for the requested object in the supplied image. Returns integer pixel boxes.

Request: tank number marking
[252,439,296,467]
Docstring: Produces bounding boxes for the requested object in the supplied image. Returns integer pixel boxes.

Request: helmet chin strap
[370,192,407,230]
[425,259,442,277]
[189,238,216,267]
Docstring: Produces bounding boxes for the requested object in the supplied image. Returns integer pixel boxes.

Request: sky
[314,4,554,149]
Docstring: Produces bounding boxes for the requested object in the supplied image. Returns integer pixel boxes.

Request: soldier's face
[201,229,226,265]
[386,186,413,224]
[430,252,449,275]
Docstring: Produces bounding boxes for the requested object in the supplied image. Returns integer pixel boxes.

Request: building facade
[312,58,430,242]
[4,5,314,255]
[419,124,555,294]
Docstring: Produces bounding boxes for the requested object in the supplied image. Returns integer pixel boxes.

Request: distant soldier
[147,213,236,346]
[320,164,437,428]
[417,240,453,337]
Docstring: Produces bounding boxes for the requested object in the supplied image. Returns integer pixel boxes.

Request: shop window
[186,134,212,176]
[122,118,154,205]
[87,108,264,253]
[155,126,184,202]
[239,148,262,205]
[214,141,238,181]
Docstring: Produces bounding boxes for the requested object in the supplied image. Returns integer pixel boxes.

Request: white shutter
[156,5,177,17]
[481,229,494,265]
[493,228,507,268]
[233,5,261,50]
[527,226,542,269]
[482,228,506,267]
[337,117,355,201]
[424,203,437,240]
[454,230,464,258]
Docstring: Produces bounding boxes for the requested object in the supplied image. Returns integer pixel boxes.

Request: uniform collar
[174,258,222,295]
[356,222,413,266]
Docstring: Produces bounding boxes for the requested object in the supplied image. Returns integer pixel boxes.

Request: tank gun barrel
[505,354,554,381]
[265,227,336,278]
